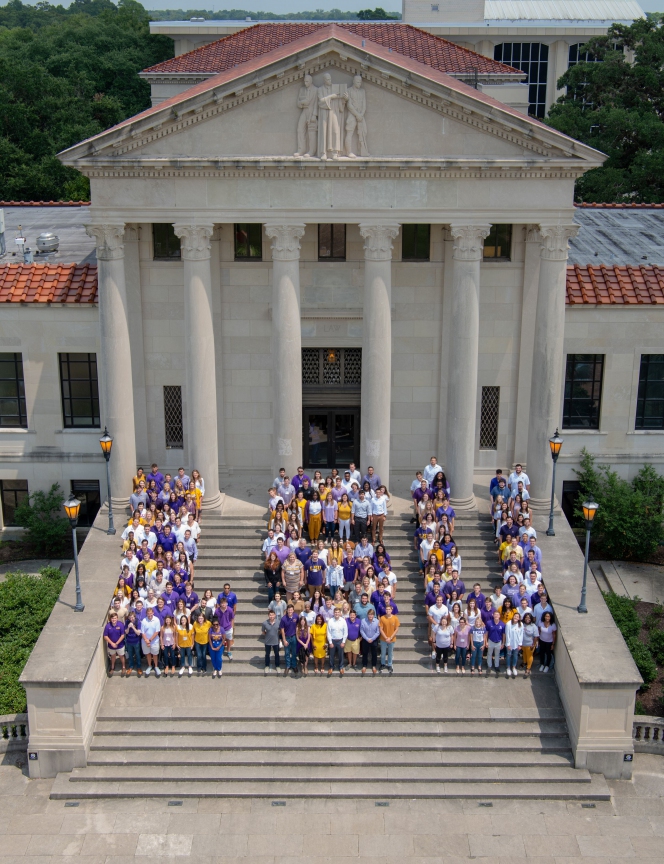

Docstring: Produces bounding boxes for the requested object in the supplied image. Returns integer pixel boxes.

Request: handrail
[0,714,29,750]
[633,715,664,753]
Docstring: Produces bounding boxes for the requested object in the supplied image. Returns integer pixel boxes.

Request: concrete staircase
[49,504,610,801]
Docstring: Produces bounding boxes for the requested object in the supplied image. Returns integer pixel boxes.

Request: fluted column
[526,224,578,506]
[446,224,491,510]
[86,223,136,505]
[265,223,306,476]
[359,224,400,488]
[173,224,222,509]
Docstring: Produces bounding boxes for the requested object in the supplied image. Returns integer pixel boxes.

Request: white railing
[633,715,664,754]
[0,713,28,752]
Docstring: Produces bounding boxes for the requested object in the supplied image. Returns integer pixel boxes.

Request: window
[302,349,362,386]
[480,386,500,449]
[563,354,604,429]
[636,354,664,430]
[561,480,581,529]
[71,480,101,528]
[567,43,603,108]
[234,224,262,259]
[59,353,100,428]
[164,385,184,449]
[494,43,549,118]
[318,224,346,260]
[0,353,27,428]
[483,224,512,260]
[152,224,181,260]
[431,3,439,10]
[401,224,430,261]
[0,479,28,527]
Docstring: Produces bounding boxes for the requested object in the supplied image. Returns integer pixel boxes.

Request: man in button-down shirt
[277,477,296,506]
[423,457,440,486]
[327,608,348,675]
[351,491,372,541]
[362,466,382,491]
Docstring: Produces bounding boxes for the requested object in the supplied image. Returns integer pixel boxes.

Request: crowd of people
[101,456,557,681]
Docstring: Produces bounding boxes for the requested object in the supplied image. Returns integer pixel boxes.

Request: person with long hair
[538,611,557,672]
[521,612,539,676]
[296,617,311,676]
[310,613,327,675]
[505,611,524,678]
[305,491,323,542]
[432,613,454,674]
[337,493,352,543]
[264,551,282,602]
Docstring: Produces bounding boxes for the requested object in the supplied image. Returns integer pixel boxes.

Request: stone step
[49,772,611,800]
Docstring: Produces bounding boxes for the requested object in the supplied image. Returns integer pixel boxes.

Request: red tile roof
[144,22,520,77]
[0,201,90,207]
[0,264,98,304]
[575,202,664,209]
[566,265,664,305]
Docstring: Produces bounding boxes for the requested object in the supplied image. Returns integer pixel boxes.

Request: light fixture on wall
[63,495,84,612]
[326,349,338,364]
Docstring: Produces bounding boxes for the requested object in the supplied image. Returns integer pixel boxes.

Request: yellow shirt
[193,620,211,645]
[177,626,194,648]
[328,547,343,566]
[337,502,352,521]
[501,607,516,624]
[142,558,157,575]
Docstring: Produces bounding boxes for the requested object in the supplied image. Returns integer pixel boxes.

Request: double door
[303,409,360,470]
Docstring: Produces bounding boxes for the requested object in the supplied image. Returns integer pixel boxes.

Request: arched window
[494,43,549,118]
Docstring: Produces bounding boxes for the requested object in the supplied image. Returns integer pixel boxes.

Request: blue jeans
[179,646,193,668]
[210,644,224,672]
[329,642,344,671]
[470,643,484,669]
[380,641,394,668]
[195,641,208,671]
[455,646,468,668]
[162,645,176,667]
[506,648,519,670]
[324,521,336,538]
[284,635,298,669]
[126,642,142,670]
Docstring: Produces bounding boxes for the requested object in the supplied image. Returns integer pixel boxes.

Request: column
[123,225,149,464]
[446,224,491,510]
[173,224,222,509]
[86,224,137,504]
[264,223,306,476]
[526,224,578,506]
[358,223,400,489]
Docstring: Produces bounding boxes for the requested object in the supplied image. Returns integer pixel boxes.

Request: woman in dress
[310,614,328,675]
[296,617,311,676]
[160,615,177,676]
[281,552,304,601]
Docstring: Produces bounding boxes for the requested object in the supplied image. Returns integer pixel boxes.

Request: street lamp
[546,429,564,537]
[578,497,599,614]
[63,494,84,612]
[99,427,115,535]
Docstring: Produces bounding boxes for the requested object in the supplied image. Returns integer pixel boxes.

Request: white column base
[201,491,224,511]
[528,495,560,512]
[450,494,477,512]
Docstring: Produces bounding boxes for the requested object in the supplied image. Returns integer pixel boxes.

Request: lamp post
[63,495,84,612]
[546,428,564,537]
[578,497,599,614]
[99,427,115,535]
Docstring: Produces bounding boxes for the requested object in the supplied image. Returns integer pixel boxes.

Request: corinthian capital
[86,224,125,261]
[539,224,579,261]
[264,224,305,261]
[173,224,214,261]
[359,224,400,261]
[450,224,491,262]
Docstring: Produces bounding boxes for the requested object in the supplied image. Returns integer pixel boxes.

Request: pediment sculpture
[295,72,369,160]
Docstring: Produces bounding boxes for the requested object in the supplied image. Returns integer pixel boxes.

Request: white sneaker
[431,650,436,659]
[212,670,217,678]
[155,667,162,677]
[188,667,193,676]
[539,665,544,672]
[513,668,518,677]
[144,667,151,677]
[543,666,549,673]
[444,665,448,673]
[506,669,512,678]
[218,670,223,676]
[436,665,440,674]
[265,667,270,675]
[178,667,184,677]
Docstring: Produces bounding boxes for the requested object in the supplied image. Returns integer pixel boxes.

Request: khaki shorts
[107,646,125,657]
[346,638,360,655]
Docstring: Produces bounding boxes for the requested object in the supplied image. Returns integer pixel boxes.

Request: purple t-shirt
[304,561,326,586]
[486,619,506,643]
[280,613,299,638]
[103,621,125,646]
[345,617,362,641]
[215,607,235,631]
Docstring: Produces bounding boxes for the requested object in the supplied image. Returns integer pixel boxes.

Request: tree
[546,14,664,202]
[13,483,70,555]
[574,448,664,560]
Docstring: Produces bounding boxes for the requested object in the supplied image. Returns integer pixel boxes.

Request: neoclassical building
[1,21,663,529]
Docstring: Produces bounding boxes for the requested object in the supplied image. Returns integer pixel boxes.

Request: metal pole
[73,527,85,612]
[578,526,590,614]
[546,457,557,536]
[105,457,116,535]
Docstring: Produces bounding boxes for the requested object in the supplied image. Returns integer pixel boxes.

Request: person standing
[261,609,281,674]
[280,604,300,677]
[103,612,126,677]
[310,613,328,675]
[453,615,471,675]
[296,616,311,676]
[327,607,348,676]
[378,603,400,674]
[521,612,539,676]
[360,608,380,675]
[160,614,177,676]
[371,486,389,545]
[504,611,524,678]
[124,611,142,677]
[214,598,235,661]
[177,615,194,677]
[192,612,211,674]
[470,614,487,676]
[351,490,372,542]
[303,549,326,601]
[140,606,161,677]
[431,614,454,674]
[322,493,338,540]
[538,611,557,672]
[344,609,361,671]
[208,619,226,678]
[337,493,353,543]
[485,610,505,677]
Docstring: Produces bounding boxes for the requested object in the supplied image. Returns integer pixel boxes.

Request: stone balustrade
[633,715,664,754]
[0,713,28,752]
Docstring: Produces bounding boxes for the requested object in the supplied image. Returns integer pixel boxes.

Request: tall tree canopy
[547,14,664,203]
[0,0,172,201]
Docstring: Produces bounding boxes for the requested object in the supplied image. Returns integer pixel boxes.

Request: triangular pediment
[59,30,605,174]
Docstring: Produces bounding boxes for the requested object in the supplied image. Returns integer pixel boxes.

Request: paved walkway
[0,559,73,581]
[591,560,664,604]
[0,753,662,862]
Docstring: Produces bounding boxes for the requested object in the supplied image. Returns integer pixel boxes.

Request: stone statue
[317,72,346,160]
[294,74,318,157]
[344,75,369,157]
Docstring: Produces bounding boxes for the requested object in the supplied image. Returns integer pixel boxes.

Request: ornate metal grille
[323,349,341,384]
[302,349,320,384]
[480,386,500,450]
[344,349,362,385]
[164,385,184,449]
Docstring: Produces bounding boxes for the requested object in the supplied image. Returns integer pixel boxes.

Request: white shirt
[508,471,530,495]
[121,555,138,575]
[505,621,524,649]
[186,520,201,540]
[173,524,187,543]
[371,494,389,516]
[122,523,145,543]
[423,462,439,485]
[433,623,454,648]
[262,536,278,556]
[327,617,348,643]
[428,604,447,625]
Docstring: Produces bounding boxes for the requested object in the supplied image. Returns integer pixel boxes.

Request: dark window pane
[71,480,101,528]
[636,354,664,430]
[483,224,512,260]
[59,353,100,428]
[235,223,262,259]
[0,353,27,428]
[153,224,181,260]
[164,386,184,449]
[318,224,345,260]
[319,224,332,258]
[332,224,346,259]
[563,354,604,429]
[0,479,28,526]
[402,225,430,261]
[494,43,548,117]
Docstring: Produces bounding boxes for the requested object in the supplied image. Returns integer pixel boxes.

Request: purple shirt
[486,619,506,643]
[469,591,486,609]
[183,590,199,609]
[345,617,362,641]
[294,546,312,564]
[275,545,290,564]
[292,473,311,491]
[217,590,237,609]
[280,613,299,638]
[425,589,443,608]
[412,486,433,504]
[215,607,235,631]
[304,561,326,586]
[362,473,382,491]
[147,471,165,491]
[480,606,495,626]
[160,590,178,612]
[443,579,465,599]
[103,621,125,646]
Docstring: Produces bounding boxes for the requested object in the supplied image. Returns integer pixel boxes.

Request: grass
[0,566,67,714]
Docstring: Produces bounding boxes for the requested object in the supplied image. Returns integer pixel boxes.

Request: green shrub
[575,450,664,560]
[602,591,640,639]
[0,566,67,713]
[626,637,658,687]
[13,483,69,555]
[635,699,647,715]
[648,629,664,666]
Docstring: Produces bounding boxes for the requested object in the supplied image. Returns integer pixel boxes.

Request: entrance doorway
[303,409,360,469]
